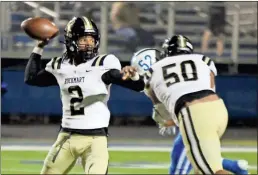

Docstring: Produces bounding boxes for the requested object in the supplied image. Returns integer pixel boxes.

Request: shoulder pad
[91,54,108,67]
[202,56,212,66]
[201,55,217,76]
[46,56,62,74]
[49,56,62,70]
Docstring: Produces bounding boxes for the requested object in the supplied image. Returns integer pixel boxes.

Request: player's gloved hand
[37,38,50,48]
[159,125,176,136]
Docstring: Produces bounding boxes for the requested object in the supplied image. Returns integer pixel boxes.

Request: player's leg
[172,132,249,174]
[178,99,231,174]
[169,131,192,175]
[171,120,247,174]
[222,158,249,174]
[81,136,109,174]
[215,106,249,175]
[40,132,78,174]
[170,132,247,174]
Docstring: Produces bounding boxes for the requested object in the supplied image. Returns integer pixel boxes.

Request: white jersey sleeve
[91,54,121,71]
[202,56,217,76]
[103,54,121,71]
[45,56,62,75]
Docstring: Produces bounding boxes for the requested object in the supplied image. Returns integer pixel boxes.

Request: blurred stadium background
[1,1,257,174]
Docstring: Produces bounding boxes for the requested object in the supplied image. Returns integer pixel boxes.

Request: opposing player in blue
[126,47,249,175]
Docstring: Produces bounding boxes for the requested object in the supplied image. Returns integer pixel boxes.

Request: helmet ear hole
[70,41,77,52]
[65,38,78,59]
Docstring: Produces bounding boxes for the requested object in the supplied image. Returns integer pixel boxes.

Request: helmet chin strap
[75,49,96,63]
[73,53,84,65]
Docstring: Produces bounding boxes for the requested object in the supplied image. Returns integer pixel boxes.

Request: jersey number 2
[68,86,84,116]
[162,60,198,87]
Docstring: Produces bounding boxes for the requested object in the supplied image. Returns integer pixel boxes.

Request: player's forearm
[24,47,43,84]
[153,103,171,124]
[24,47,57,86]
[102,69,145,92]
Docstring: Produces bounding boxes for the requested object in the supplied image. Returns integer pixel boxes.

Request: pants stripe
[105,160,109,175]
[181,158,191,174]
[181,107,213,174]
[174,149,187,174]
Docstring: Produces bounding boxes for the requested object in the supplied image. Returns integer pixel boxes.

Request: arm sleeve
[101,69,145,92]
[24,47,58,87]
[100,54,144,92]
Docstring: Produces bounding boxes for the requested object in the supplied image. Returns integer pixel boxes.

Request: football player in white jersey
[123,35,249,174]
[126,47,249,175]
[24,16,144,174]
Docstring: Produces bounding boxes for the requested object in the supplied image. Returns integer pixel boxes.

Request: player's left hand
[121,66,137,80]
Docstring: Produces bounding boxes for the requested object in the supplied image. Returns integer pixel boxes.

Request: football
[21,17,59,40]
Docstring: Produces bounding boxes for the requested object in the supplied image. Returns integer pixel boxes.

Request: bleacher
[2,2,257,63]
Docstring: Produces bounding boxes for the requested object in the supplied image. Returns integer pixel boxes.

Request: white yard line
[1,168,121,174]
[0,168,82,174]
[1,145,257,152]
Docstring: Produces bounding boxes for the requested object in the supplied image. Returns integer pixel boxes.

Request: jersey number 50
[162,60,198,87]
[68,86,84,116]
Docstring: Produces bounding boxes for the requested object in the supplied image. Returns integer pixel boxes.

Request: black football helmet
[64,16,100,61]
[161,35,193,57]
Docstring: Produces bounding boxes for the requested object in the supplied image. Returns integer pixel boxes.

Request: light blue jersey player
[131,48,249,175]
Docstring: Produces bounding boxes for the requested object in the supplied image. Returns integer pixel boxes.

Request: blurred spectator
[201,2,226,56]
[110,2,155,52]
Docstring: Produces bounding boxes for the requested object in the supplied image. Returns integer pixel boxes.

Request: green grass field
[2,149,257,174]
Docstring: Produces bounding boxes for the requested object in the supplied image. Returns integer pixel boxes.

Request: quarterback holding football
[24,16,144,174]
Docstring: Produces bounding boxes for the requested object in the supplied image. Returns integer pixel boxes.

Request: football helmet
[161,35,193,57]
[64,16,100,61]
[131,48,161,76]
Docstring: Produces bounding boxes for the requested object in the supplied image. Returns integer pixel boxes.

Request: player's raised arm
[24,39,58,86]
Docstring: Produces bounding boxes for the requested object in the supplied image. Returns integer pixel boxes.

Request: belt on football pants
[60,127,109,136]
[175,90,215,117]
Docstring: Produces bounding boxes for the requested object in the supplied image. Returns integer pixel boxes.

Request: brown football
[21,17,59,40]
